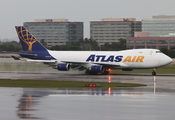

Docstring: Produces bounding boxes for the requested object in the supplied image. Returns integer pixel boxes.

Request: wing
[61,60,128,70]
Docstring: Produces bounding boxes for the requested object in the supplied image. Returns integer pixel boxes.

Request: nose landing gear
[152,69,157,76]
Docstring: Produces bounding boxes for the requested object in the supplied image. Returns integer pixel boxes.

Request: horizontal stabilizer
[12,55,57,63]
[26,59,57,63]
[11,55,20,60]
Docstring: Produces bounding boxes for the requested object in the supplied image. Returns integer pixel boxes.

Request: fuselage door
[150,51,153,55]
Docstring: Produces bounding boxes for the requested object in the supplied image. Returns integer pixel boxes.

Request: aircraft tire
[85,70,97,75]
[102,71,109,75]
[152,71,156,76]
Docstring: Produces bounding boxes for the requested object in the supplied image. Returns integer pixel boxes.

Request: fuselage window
[156,51,162,53]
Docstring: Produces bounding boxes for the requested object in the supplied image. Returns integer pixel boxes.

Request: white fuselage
[48,49,172,69]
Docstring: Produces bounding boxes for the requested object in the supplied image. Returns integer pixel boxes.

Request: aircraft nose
[167,56,173,64]
[159,55,173,66]
[164,55,173,65]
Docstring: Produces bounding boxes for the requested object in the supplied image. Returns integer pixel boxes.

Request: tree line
[1,38,175,58]
[0,41,22,52]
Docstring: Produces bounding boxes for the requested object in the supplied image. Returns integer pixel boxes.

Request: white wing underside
[25,60,129,68]
[14,57,128,71]
[61,61,129,68]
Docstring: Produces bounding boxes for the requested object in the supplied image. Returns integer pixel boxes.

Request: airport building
[23,19,83,47]
[126,15,175,50]
[126,32,175,50]
[142,15,175,37]
[90,18,142,45]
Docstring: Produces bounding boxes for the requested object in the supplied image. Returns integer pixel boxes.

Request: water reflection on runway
[11,86,174,120]
[0,72,175,119]
[17,94,41,119]
[16,88,145,119]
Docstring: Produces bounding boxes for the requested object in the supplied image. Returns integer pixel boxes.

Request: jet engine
[57,63,70,71]
[90,65,104,73]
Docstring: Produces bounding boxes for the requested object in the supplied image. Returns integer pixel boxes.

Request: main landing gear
[152,69,156,76]
[102,71,109,75]
[85,70,97,75]
[85,70,110,75]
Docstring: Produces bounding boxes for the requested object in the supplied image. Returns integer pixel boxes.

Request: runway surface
[0,72,175,120]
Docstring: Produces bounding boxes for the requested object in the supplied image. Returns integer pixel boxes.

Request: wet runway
[0,72,175,120]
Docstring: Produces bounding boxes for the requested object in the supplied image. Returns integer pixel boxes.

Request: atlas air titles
[86,55,145,63]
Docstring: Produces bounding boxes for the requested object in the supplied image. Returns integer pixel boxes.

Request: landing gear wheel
[152,69,157,76]
[152,71,156,76]
[85,70,97,75]
[102,71,109,75]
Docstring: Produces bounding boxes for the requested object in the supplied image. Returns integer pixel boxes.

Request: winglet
[11,55,20,60]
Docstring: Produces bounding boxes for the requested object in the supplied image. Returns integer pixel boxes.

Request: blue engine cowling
[57,63,70,71]
[91,65,104,73]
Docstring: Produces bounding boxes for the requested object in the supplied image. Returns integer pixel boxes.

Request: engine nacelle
[90,65,104,73]
[57,63,70,71]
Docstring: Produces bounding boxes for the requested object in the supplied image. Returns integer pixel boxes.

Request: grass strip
[0,79,146,88]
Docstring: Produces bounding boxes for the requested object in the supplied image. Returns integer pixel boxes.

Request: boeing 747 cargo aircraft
[13,26,172,75]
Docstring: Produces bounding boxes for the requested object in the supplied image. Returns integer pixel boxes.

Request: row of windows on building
[47,39,66,41]
[127,40,175,44]
[47,42,65,43]
[26,23,67,26]
[26,27,82,30]
[143,24,175,26]
[149,33,173,36]
[35,36,67,39]
[93,36,128,38]
[92,29,132,30]
[92,33,132,35]
[91,26,132,28]
[35,36,81,38]
[91,26,131,29]
[32,32,67,34]
[142,28,175,31]
[39,39,63,41]
[143,26,175,29]
[31,31,82,34]
[95,39,120,41]
[29,30,82,33]
[35,36,81,39]
[28,27,67,29]
[142,20,175,24]
[25,23,82,27]
[35,35,82,38]
[127,46,175,49]
[32,33,67,35]
[91,23,132,26]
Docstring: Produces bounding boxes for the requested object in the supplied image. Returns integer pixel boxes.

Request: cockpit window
[156,51,162,53]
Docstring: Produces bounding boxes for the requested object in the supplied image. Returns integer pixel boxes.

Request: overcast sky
[1,0,175,40]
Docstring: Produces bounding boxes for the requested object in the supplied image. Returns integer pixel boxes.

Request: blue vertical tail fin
[15,26,47,51]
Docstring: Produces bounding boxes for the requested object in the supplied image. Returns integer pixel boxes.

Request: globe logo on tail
[16,26,37,51]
